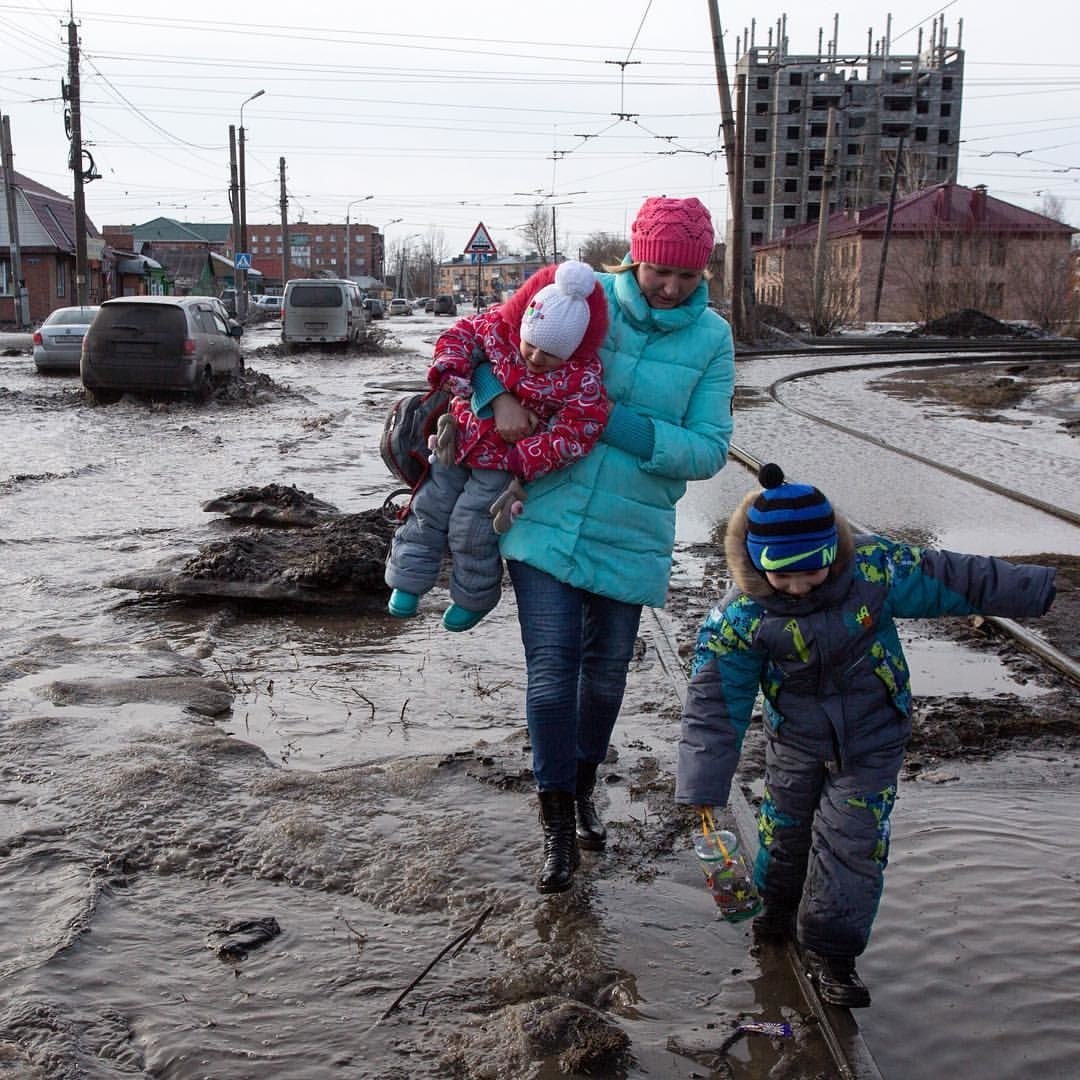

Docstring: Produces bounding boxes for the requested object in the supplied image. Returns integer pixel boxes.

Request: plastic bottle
[693,827,762,922]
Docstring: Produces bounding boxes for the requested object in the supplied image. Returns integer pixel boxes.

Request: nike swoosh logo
[759,544,831,571]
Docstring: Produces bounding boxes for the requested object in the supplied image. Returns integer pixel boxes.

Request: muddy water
[1,323,1079,1078]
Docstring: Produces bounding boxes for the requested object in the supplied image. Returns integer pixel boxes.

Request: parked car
[281,278,366,349]
[251,294,284,315]
[81,296,244,403]
[433,294,457,316]
[32,305,101,373]
[363,297,385,320]
[423,297,436,313]
[388,298,412,316]
[414,297,432,311]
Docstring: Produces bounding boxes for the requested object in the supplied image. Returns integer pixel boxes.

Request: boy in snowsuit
[676,463,1056,1007]
[385,260,609,631]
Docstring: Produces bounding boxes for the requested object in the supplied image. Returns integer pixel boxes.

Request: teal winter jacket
[495,267,735,606]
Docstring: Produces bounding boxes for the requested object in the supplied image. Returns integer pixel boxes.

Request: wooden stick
[379,905,494,1020]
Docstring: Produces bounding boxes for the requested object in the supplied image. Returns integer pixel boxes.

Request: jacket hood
[496,264,609,364]
[725,487,855,603]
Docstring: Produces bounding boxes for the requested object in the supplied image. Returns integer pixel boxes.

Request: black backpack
[379,387,451,490]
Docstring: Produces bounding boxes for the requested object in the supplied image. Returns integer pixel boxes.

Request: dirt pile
[912,308,1041,338]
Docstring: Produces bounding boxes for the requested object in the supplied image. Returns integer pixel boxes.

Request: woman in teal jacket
[474,196,735,892]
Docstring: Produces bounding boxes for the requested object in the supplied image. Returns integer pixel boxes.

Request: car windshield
[289,285,343,308]
[95,304,187,336]
[46,307,100,325]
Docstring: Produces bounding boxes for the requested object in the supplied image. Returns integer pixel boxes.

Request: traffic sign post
[464,223,496,310]
[235,252,251,270]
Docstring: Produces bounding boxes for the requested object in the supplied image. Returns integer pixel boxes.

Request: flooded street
[1,317,1078,1078]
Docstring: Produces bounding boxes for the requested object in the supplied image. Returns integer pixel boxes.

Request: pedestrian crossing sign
[235,253,251,270]
[464,223,496,257]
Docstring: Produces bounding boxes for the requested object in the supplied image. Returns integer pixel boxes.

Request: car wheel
[85,387,122,405]
[193,365,214,402]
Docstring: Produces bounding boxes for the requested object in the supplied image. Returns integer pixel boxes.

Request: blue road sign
[235,253,251,270]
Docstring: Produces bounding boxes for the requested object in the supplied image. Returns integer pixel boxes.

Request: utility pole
[279,157,289,288]
[873,134,906,323]
[228,125,240,300]
[551,205,557,264]
[707,0,745,340]
[1,115,27,328]
[812,107,837,335]
[732,73,747,338]
[67,11,89,306]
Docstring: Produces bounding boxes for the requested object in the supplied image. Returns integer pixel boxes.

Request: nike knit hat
[746,463,838,574]
[520,260,599,361]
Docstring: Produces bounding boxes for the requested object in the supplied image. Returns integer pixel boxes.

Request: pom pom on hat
[746,463,838,574]
[520,260,599,361]
[630,196,715,271]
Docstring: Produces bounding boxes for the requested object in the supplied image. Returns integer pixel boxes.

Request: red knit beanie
[630,196,715,271]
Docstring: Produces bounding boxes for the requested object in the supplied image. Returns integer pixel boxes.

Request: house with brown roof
[0,168,106,324]
[754,182,1076,328]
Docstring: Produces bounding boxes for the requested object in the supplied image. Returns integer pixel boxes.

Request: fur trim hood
[725,487,855,600]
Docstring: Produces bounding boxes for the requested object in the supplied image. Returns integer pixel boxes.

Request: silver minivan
[81,295,244,403]
[281,279,366,350]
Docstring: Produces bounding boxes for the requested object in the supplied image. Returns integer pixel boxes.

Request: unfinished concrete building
[735,12,964,246]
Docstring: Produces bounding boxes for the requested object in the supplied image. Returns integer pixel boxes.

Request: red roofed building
[754,182,1076,328]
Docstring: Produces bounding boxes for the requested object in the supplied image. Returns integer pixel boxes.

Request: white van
[281,278,366,350]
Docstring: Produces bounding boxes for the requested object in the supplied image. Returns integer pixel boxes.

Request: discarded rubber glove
[427,410,458,467]
[490,477,527,534]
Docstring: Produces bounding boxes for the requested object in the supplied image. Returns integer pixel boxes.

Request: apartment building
[246,222,385,286]
[736,12,964,246]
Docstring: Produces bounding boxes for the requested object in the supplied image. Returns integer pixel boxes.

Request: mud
[910,308,1044,338]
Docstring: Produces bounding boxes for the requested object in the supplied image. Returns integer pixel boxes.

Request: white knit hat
[519,261,598,361]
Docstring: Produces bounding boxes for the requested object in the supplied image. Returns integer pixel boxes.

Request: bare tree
[519,205,552,264]
[1039,191,1067,224]
[777,242,857,333]
[579,231,628,269]
[1009,247,1075,330]
[418,229,449,296]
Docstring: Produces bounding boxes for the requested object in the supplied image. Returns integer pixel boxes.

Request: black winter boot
[574,760,607,851]
[752,903,797,945]
[537,790,580,894]
[803,950,872,1008]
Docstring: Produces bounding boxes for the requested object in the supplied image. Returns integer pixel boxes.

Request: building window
[942,77,953,91]
[940,103,952,117]
[788,99,801,113]
[810,122,827,138]
[56,257,65,297]
[917,100,929,114]
[884,96,913,111]
[0,258,11,295]
[784,178,798,192]
[783,205,796,219]
[751,231,763,244]
[785,152,799,167]
[787,126,800,140]
[264,234,271,243]
[915,127,928,142]
[755,102,769,115]
[808,175,823,191]
[989,240,1007,266]
[848,115,865,129]
[847,143,861,155]
[753,155,767,168]
[751,180,766,194]
[938,130,950,144]
[809,149,825,168]
[756,76,770,90]
[315,234,324,242]
[751,206,764,220]
[754,128,768,142]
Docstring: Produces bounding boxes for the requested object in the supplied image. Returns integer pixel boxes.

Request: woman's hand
[492,393,539,443]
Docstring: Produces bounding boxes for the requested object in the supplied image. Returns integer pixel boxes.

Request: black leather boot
[537,790,580,894]
[575,760,607,851]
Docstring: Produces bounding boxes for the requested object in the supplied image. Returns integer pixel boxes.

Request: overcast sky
[2,0,1077,259]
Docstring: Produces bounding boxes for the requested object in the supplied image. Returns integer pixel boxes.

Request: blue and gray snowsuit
[676,492,1056,959]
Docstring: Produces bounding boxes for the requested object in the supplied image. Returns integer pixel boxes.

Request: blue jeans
[507,560,643,793]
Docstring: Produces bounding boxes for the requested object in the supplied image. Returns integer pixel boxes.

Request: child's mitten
[490,478,527,534]
[428,411,457,467]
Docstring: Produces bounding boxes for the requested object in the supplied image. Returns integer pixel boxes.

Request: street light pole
[237,89,265,318]
[344,195,374,281]
[379,218,402,286]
